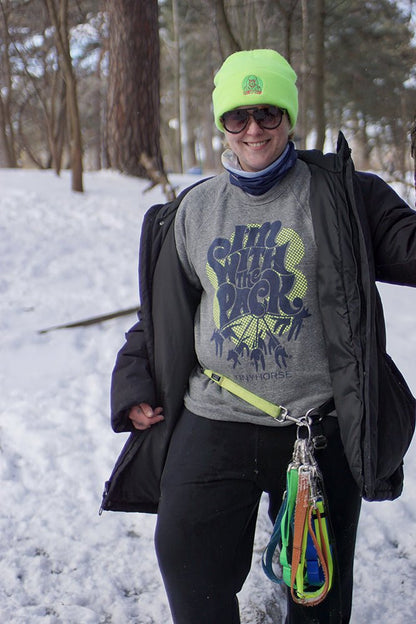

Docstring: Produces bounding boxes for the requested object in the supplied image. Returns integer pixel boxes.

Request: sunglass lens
[255,106,282,128]
[222,110,249,133]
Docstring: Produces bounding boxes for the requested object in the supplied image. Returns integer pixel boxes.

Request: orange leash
[290,469,310,601]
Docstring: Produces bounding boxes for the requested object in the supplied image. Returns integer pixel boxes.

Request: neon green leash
[203,369,288,420]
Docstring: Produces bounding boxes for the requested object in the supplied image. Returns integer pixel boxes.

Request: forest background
[1,0,416,196]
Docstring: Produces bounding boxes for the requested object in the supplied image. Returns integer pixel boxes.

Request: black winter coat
[101,133,416,514]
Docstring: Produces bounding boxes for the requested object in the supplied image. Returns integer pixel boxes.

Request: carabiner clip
[296,416,312,442]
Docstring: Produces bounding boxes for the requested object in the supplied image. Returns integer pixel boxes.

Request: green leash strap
[261,466,299,585]
[203,369,288,420]
[280,467,300,586]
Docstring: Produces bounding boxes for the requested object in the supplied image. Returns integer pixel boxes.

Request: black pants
[155,409,361,624]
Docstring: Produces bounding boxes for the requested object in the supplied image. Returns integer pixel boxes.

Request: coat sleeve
[110,317,156,433]
[357,172,416,286]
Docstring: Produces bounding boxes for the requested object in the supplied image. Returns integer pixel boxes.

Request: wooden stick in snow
[39,307,139,334]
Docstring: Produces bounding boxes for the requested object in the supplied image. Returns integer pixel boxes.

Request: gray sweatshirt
[174,160,333,425]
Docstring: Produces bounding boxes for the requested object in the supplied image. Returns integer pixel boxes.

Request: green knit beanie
[212,49,298,132]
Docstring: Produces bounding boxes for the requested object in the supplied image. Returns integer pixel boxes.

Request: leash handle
[263,437,334,607]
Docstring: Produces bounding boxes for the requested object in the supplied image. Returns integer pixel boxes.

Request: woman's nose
[244,115,263,134]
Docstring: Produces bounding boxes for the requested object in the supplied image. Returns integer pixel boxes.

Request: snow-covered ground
[0,167,415,623]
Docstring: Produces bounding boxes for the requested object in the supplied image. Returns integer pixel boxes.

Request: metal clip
[273,406,289,423]
[290,438,305,467]
[296,416,312,443]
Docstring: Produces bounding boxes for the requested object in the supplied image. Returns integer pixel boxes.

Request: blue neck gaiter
[222,141,298,196]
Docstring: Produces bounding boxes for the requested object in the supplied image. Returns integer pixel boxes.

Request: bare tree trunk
[313,0,326,150]
[0,1,18,167]
[213,0,240,59]
[171,0,183,172]
[179,49,195,171]
[54,81,67,175]
[45,0,84,192]
[275,0,299,62]
[202,100,218,171]
[0,97,13,166]
[106,0,164,177]
[49,73,67,175]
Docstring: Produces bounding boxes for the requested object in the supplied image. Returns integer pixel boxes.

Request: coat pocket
[377,353,416,480]
[99,432,159,514]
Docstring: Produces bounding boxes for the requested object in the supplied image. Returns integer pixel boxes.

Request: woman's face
[224,105,291,172]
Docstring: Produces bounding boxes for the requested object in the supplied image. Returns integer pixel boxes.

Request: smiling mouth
[244,140,269,148]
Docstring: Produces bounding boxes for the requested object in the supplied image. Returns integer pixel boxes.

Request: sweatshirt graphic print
[175,162,332,425]
[207,220,309,374]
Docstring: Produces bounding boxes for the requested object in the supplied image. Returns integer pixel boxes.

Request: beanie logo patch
[242,75,263,95]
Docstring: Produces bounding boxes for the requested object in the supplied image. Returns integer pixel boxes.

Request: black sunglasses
[221,106,285,134]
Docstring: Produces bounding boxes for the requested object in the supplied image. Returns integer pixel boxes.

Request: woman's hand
[128,403,164,430]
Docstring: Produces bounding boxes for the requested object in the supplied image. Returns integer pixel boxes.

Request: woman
[103,50,416,623]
